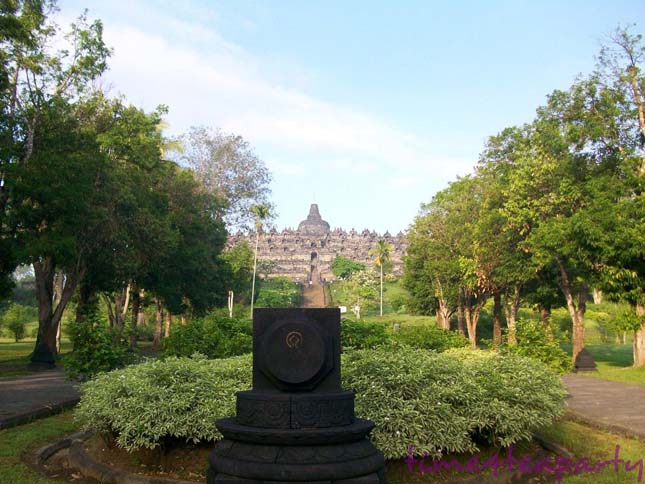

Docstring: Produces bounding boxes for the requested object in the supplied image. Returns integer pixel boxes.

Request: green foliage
[255,277,300,308]
[75,354,252,451]
[75,348,565,458]
[1,304,36,341]
[502,319,572,373]
[393,325,470,352]
[330,256,365,279]
[162,315,252,359]
[345,346,565,459]
[65,316,132,380]
[220,241,254,301]
[340,318,390,349]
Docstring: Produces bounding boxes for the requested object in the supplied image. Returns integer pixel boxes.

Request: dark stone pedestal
[207,309,386,483]
[574,348,597,372]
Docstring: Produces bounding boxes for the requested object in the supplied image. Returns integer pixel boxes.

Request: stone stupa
[297,203,330,235]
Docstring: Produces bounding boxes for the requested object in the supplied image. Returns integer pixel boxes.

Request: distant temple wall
[227,204,407,283]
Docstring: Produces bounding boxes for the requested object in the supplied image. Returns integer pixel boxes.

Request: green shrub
[66,316,133,380]
[75,354,252,451]
[344,346,565,459]
[162,315,252,359]
[340,318,391,349]
[502,319,572,373]
[1,303,35,341]
[255,277,301,308]
[393,324,470,351]
[76,347,565,459]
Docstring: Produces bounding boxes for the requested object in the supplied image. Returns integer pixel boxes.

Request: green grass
[0,341,72,378]
[0,411,80,483]
[536,419,645,484]
[571,343,645,386]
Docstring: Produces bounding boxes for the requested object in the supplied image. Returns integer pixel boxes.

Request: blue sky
[58,1,644,233]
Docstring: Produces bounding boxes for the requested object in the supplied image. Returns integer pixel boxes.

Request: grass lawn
[0,411,80,484]
[0,341,73,378]
[562,343,645,386]
[537,419,645,484]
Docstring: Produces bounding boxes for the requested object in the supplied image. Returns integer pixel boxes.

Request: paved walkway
[562,374,645,439]
[0,369,80,429]
[302,281,325,307]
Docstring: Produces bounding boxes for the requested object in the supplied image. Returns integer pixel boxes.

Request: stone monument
[207,308,386,483]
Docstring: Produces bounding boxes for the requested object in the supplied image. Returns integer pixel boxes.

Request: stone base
[209,470,384,483]
[207,438,386,483]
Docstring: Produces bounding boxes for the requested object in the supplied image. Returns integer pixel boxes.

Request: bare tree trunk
[228,290,234,318]
[435,308,444,329]
[592,288,603,304]
[32,258,79,365]
[181,313,187,326]
[457,287,465,337]
[503,286,520,346]
[53,272,64,353]
[556,257,587,365]
[153,298,162,347]
[540,305,551,327]
[463,290,481,348]
[250,230,259,318]
[493,292,502,346]
[379,264,383,317]
[164,310,171,338]
[437,298,452,330]
[634,303,645,368]
[137,289,145,327]
[129,285,140,348]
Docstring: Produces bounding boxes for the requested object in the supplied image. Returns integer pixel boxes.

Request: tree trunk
[435,308,444,329]
[504,285,520,346]
[228,290,234,318]
[129,286,140,348]
[181,313,187,326]
[493,292,502,346]
[437,298,452,330]
[634,303,645,368]
[31,258,79,365]
[457,287,465,337]
[592,288,603,304]
[379,264,383,317]
[556,257,587,365]
[540,305,551,327]
[463,290,481,348]
[164,310,171,338]
[53,272,64,353]
[250,230,259,318]
[153,298,162,347]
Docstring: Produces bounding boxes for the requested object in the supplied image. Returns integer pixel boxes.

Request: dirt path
[562,374,645,439]
[0,369,79,429]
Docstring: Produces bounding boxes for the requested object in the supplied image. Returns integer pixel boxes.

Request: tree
[177,126,272,229]
[0,4,110,364]
[331,256,366,280]
[220,241,254,308]
[249,204,271,317]
[369,239,393,317]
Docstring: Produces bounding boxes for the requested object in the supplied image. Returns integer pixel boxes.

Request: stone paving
[562,374,645,439]
[0,369,79,429]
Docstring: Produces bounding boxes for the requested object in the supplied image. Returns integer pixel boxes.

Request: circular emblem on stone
[285,331,303,349]
[262,321,325,385]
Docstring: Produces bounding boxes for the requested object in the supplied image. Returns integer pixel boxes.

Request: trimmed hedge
[75,347,565,459]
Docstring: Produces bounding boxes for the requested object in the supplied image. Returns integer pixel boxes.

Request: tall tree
[177,126,272,229]
[369,239,393,317]
[249,204,271,317]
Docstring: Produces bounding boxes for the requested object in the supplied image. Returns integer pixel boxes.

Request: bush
[502,319,572,373]
[393,324,470,351]
[255,277,300,307]
[75,354,252,451]
[66,316,133,380]
[1,303,35,341]
[162,315,252,359]
[76,347,565,459]
[344,346,565,459]
[340,318,391,349]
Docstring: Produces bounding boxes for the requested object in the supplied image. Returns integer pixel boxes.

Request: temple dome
[297,204,330,235]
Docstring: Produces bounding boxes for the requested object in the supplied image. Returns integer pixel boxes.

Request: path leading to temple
[302,280,325,307]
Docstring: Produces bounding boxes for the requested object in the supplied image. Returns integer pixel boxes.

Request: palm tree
[369,239,394,317]
[250,204,271,317]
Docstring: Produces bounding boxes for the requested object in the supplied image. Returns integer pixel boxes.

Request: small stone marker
[207,308,386,483]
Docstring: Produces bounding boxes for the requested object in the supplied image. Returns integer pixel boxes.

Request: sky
[57,0,645,233]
